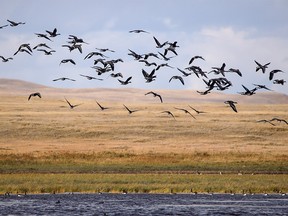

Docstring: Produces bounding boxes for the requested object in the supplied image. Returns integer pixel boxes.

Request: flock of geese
[1,19,287,125]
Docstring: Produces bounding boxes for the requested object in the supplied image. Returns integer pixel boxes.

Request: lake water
[1,193,287,215]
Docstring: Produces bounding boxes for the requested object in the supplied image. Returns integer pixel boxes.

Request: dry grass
[0,94,287,156]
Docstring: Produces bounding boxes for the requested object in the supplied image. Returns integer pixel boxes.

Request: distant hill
[0,78,287,104]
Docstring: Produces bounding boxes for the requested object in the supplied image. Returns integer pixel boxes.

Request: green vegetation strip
[0,152,287,174]
[1,173,287,194]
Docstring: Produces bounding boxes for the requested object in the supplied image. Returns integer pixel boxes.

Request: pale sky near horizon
[0,0,288,95]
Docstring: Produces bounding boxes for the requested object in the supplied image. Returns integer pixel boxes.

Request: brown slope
[0,78,287,104]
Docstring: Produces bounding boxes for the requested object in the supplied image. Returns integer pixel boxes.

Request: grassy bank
[1,173,287,194]
[1,151,287,174]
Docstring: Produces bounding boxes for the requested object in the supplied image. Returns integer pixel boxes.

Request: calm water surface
[1,193,287,215]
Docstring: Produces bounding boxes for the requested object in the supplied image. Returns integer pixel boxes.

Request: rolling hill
[0,78,287,104]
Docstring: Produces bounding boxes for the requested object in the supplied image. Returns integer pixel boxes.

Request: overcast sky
[0,0,287,95]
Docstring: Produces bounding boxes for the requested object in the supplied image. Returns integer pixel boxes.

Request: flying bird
[46,28,60,37]
[68,35,89,44]
[14,44,32,56]
[257,119,275,126]
[7,19,25,26]
[269,117,288,125]
[0,56,13,62]
[161,111,176,120]
[174,107,196,119]
[33,43,51,50]
[53,77,76,82]
[269,69,283,81]
[123,104,139,114]
[95,48,115,52]
[79,74,103,81]
[145,91,163,103]
[64,97,82,109]
[60,59,76,65]
[142,69,156,83]
[177,68,192,77]
[254,60,270,73]
[28,92,41,101]
[95,101,109,110]
[227,68,242,77]
[169,76,185,85]
[37,49,56,55]
[129,29,149,33]
[109,73,123,78]
[0,24,8,29]
[273,79,286,85]
[118,76,132,85]
[188,105,206,114]
[253,84,272,91]
[153,36,168,48]
[189,56,205,65]
[224,100,238,113]
[238,85,257,96]
[35,33,52,41]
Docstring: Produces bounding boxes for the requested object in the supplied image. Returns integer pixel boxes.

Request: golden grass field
[0,79,287,194]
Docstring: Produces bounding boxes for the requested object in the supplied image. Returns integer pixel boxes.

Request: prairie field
[0,79,287,193]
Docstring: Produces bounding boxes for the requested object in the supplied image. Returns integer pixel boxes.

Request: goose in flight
[128,49,143,60]
[53,77,76,82]
[174,107,196,119]
[161,111,176,120]
[0,56,13,62]
[156,63,174,71]
[33,43,51,50]
[37,49,56,55]
[142,69,156,83]
[139,59,157,67]
[153,36,168,48]
[118,76,132,85]
[28,92,41,101]
[14,44,32,56]
[224,100,238,113]
[269,117,288,125]
[254,60,270,73]
[60,59,76,65]
[95,48,115,52]
[189,55,205,65]
[188,105,206,114]
[62,44,82,53]
[145,91,163,103]
[64,97,82,109]
[211,63,226,77]
[123,104,139,114]
[95,101,109,110]
[0,24,8,29]
[269,69,283,80]
[253,84,272,91]
[177,68,192,77]
[46,28,60,37]
[257,119,275,126]
[7,19,25,26]
[84,51,108,60]
[79,74,103,81]
[196,89,211,95]
[68,35,89,44]
[35,33,52,41]
[169,76,184,85]
[227,68,242,77]
[238,85,257,96]
[273,79,286,85]
[129,29,149,33]
[109,73,123,78]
